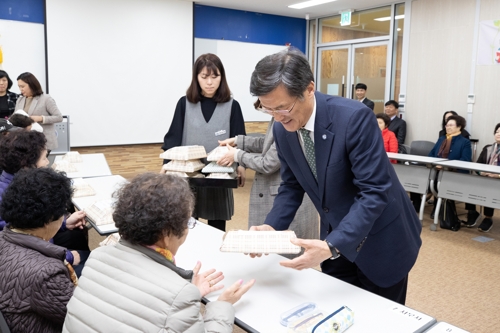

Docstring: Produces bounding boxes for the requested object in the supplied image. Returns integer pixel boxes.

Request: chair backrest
[410,140,435,157]
[0,309,11,333]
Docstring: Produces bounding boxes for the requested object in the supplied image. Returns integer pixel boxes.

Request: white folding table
[72,175,127,235]
[430,160,500,230]
[54,153,112,179]
[176,223,436,333]
[387,153,447,221]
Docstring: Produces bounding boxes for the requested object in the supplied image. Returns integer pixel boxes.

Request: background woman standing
[16,72,62,152]
[0,70,18,118]
[162,54,246,231]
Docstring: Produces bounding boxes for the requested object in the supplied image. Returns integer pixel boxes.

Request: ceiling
[189,0,400,19]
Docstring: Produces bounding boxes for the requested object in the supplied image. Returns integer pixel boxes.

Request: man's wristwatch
[325,240,340,260]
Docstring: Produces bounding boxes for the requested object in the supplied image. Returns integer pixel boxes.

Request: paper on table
[63,151,83,163]
[52,160,79,173]
[84,199,115,226]
[220,230,301,254]
[72,178,96,197]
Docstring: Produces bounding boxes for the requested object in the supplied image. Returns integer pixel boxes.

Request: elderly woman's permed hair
[0,168,72,229]
[113,173,194,245]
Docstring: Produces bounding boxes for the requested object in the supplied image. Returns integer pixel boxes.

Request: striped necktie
[299,128,317,180]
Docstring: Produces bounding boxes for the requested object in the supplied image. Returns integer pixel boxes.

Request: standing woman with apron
[162,53,246,231]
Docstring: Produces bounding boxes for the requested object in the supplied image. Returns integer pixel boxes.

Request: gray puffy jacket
[63,240,235,332]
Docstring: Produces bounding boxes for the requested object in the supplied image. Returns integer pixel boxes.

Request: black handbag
[439,199,461,231]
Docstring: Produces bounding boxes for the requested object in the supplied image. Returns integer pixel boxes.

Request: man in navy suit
[355,83,375,111]
[249,49,421,305]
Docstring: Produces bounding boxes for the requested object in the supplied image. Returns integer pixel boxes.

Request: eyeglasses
[187,217,197,229]
[256,98,298,116]
[445,124,457,128]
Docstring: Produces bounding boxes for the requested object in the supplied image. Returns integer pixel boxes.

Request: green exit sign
[340,11,351,26]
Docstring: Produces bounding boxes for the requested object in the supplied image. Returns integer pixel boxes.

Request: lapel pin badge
[322,134,327,140]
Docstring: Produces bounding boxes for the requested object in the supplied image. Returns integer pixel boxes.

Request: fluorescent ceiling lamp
[289,0,337,10]
[374,14,404,22]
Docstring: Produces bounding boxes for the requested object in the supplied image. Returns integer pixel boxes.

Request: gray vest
[182,99,232,154]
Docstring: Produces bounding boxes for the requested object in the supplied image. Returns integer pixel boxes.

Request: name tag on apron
[215,130,227,136]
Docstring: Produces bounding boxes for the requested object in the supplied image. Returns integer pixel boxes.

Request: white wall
[406,0,500,152]
[0,19,46,93]
[195,38,287,122]
[46,0,193,147]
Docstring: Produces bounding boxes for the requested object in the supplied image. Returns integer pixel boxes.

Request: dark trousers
[321,255,408,305]
[465,203,494,217]
[208,220,226,231]
[53,228,90,251]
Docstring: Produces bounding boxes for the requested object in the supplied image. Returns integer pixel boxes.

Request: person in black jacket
[0,70,18,119]
[354,83,374,111]
[385,100,407,153]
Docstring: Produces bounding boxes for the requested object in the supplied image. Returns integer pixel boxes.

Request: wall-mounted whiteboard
[0,19,46,93]
[195,38,287,122]
[46,0,193,147]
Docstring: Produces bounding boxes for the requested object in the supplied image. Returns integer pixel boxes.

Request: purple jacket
[0,171,14,231]
[0,228,74,332]
[0,171,73,263]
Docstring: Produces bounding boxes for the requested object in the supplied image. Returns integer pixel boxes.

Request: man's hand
[280,239,333,270]
[237,166,246,187]
[66,211,87,230]
[217,144,236,166]
[218,137,236,147]
[247,224,275,258]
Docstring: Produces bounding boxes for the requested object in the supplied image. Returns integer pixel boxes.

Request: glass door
[317,46,350,98]
[351,42,388,114]
[317,41,389,113]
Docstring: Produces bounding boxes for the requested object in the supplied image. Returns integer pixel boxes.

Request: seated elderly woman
[0,130,88,273]
[0,168,77,333]
[410,115,472,221]
[63,173,254,333]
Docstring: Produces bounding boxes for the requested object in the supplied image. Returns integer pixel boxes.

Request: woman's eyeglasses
[187,217,197,229]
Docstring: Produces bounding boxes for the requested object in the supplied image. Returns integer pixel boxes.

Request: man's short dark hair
[113,173,194,245]
[9,114,35,128]
[494,123,500,134]
[355,83,367,90]
[446,115,466,130]
[0,168,72,229]
[250,48,314,99]
[385,100,399,109]
[0,131,47,174]
[376,113,391,127]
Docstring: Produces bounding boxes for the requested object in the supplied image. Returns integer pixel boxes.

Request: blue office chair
[0,309,11,333]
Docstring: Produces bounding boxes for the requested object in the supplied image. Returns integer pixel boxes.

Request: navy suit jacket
[264,92,422,287]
